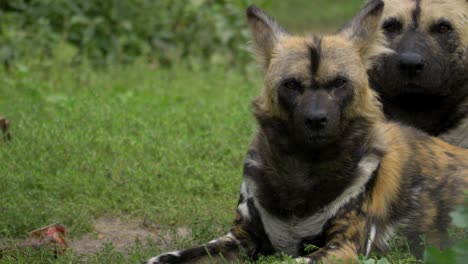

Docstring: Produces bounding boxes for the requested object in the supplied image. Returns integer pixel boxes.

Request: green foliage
[303,243,320,253]
[424,241,468,264]
[450,200,468,229]
[424,197,468,264]
[266,0,364,33]
[358,256,391,264]
[0,0,366,68]
[0,0,265,68]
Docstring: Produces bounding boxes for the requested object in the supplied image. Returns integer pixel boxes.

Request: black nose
[398,52,423,77]
[305,111,328,130]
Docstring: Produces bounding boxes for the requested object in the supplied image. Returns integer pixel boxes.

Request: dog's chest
[256,204,330,256]
[252,168,346,256]
[243,149,382,256]
[255,162,354,218]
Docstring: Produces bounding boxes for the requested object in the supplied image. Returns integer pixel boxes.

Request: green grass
[0,61,258,235]
[0,62,261,262]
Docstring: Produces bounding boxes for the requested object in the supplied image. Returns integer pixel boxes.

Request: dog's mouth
[305,132,337,147]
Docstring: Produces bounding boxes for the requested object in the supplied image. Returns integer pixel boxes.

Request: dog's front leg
[144,213,268,264]
[143,232,242,264]
[294,201,372,264]
[144,191,272,264]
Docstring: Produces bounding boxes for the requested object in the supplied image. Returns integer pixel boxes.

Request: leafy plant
[358,256,391,264]
[0,0,267,68]
[424,197,468,264]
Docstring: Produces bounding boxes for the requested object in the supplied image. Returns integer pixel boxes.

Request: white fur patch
[292,257,312,263]
[240,180,250,198]
[145,251,181,264]
[328,152,381,214]
[226,232,242,247]
[207,232,240,247]
[246,152,381,256]
[239,179,253,221]
[238,201,250,220]
[226,232,235,239]
[245,157,263,169]
[374,224,395,251]
[366,224,376,257]
[255,201,329,256]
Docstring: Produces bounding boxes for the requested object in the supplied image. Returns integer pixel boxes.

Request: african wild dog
[144,1,468,263]
[363,0,468,147]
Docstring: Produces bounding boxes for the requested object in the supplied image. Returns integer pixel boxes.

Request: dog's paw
[143,251,181,264]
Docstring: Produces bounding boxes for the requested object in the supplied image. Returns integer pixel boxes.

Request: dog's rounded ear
[338,0,384,44]
[337,0,390,69]
[246,5,289,70]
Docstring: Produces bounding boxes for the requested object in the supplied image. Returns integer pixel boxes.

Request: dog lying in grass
[144,1,468,263]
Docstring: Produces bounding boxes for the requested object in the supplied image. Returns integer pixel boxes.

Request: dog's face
[368,0,468,128]
[248,1,386,149]
[264,37,366,148]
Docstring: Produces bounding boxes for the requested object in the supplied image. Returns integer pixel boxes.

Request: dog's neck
[248,115,377,218]
[372,80,468,136]
[255,115,373,160]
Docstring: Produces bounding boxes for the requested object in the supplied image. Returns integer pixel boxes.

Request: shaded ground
[0,217,190,259]
[70,217,189,256]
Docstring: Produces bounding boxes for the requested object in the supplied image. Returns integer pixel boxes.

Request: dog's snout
[398,52,424,77]
[305,111,328,130]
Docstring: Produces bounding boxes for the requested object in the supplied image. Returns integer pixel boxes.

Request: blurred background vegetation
[0,0,364,69]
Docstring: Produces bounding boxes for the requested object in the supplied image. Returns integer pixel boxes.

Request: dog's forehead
[319,36,362,79]
[383,0,467,26]
[419,0,468,11]
[270,35,358,80]
[269,36,323,78]
[320,36,358,64]
[381,0,416,24]
[419,0,468,31]
[382,0,468,44]
[270,36,314,78]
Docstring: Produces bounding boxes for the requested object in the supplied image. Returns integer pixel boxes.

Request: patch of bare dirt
[69,217,190,256]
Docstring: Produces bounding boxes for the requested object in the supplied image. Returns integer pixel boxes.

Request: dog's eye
[382,19,402,34]
[435,22,452,34]
[282,79,302,90]
[332,78,347,88]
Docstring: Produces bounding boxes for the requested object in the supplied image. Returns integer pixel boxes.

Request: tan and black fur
[144,1,468,263]
[363,0,468,147]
